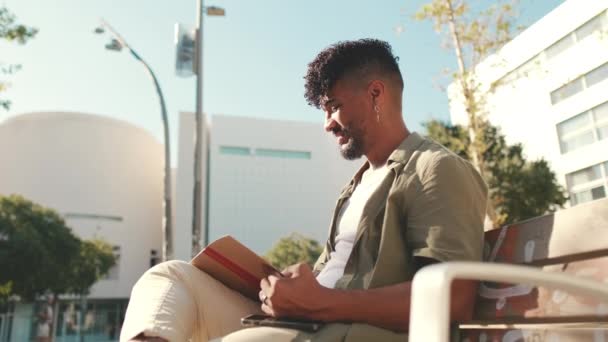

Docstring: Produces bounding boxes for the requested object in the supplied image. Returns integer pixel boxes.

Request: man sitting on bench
[120,38,488,342]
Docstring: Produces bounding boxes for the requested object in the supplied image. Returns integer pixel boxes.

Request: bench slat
[460,328,608,341]
[483,198,608,265]
[461,315,608,328]
[471,256,608,320]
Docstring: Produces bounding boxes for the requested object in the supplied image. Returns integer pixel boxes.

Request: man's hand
[258,260,477,332]
[259,263,330,320]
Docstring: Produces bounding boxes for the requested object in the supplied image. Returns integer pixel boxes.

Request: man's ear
[368,80,385,105]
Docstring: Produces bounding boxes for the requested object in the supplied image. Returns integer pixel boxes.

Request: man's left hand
[259,263,330,320]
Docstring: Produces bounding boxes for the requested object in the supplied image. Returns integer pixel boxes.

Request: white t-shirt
[316,164,391,288]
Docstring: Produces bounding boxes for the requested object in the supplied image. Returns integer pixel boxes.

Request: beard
[339,127,364,160]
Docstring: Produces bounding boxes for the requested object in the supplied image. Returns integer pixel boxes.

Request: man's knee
[149,260,192,275]
[135,260,197,287]
[215,327,304,342]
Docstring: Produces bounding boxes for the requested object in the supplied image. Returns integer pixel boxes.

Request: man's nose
[325,117,337,133]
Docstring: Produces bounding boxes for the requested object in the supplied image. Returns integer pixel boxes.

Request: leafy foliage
[415,0,530,227]
[0,194,117,301]
[265,233,323,270]
[424,119,469,159]
[426,120,567,226]
[0,194,80,300]
[415,1,518,67]
[0,7,38,43]
[0,6,38,110]
[67,239,117,295]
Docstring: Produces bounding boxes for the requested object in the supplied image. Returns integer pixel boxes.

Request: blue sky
[2,0,563,165]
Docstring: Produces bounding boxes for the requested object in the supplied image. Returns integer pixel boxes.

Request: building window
[550,62,608,105]
[550,77,584,105]
[595,101,608,140]
[254,148,311,160]
[546,10,607,60]
[55,299,128,341]
[218,145,311,160]
[557,111,594,153]
[219,146,251,156]
[557,101,608,153]
[545,34,575,59]
[150,249,159,268]
[575,11,608,41]
[499,11,607,87]
[567,162,608,206]
[585,62,608,88]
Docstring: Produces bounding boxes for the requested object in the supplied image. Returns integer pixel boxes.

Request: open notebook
[190,235,282,301]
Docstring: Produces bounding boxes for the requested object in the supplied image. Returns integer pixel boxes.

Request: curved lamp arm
[409,261,608,342]
[98,18,173,261]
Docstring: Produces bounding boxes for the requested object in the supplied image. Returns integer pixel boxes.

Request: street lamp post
[173,4,224,256]
[190,2,225,254]
[95,19,174,261]
[192,0,205,255]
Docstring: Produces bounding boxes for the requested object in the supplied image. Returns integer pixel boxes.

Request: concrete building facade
[0,112,164,341]
[448,0,608,207]
[172,112,360,259]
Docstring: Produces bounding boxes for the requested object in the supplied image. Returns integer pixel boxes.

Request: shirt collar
[387,132,424,166]
[340,132,424,198]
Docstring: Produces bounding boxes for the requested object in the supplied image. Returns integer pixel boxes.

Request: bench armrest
[409,261,608,342]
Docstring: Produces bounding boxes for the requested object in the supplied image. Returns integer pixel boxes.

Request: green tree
[415,0,523,227]
[66,239,117,296]
[0,194,80,300]
[426,120,567,226]
[265,233,323,270]
[66,238,116,342]
[0,194,117,302]
[1,6,38,110]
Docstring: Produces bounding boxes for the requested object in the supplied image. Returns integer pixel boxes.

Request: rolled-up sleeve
[312,246,330,275]
[407,154,488,262]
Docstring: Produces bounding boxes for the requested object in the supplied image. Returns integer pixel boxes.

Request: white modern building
[173,112,360,260]
[0,110,359,340]
[448,0,608,207]
[0,112,164,341]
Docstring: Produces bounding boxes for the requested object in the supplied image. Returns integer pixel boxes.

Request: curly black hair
[304,38,403,109]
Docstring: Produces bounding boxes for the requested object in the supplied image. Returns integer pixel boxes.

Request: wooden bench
[409,197,608,342]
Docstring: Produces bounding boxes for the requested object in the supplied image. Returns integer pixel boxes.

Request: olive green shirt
[306,132,488,342]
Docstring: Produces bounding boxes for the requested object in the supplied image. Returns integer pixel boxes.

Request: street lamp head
[205,6,226,16]
[105,38,123,52]
[94,27,105,34]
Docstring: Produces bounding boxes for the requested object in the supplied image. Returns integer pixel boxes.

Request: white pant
[120,260,308,342]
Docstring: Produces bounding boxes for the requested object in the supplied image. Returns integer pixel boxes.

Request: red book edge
[203,246,261,290]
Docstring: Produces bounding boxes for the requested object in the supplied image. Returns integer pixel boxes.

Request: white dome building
[0,112,163,341]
